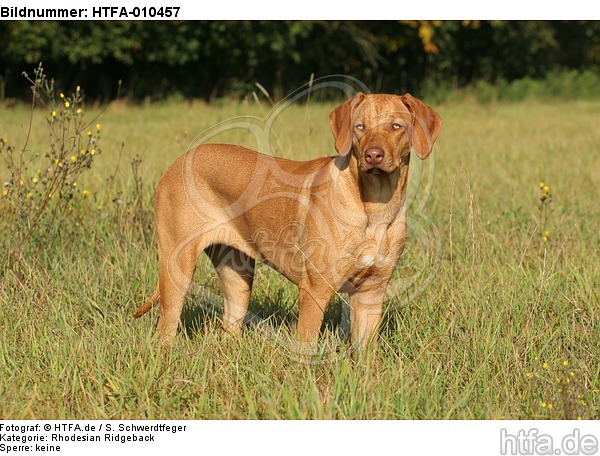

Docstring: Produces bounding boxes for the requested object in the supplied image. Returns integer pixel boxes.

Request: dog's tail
[134,284,160,318]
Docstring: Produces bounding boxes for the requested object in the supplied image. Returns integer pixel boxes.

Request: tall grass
[0,91,598,419]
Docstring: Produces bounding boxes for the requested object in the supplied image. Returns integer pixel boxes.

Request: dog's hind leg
[155,240,199,341]
[206,244,255,337]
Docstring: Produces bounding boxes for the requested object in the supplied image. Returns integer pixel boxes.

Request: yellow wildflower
[32,177,38,184]
[543,185,550,193]
[2,189,8,196]
[542,362,548,369]
[52,111,57,117]
[65,101,70,108]
[70,155,77,162]
[83,190,90,198]
[26,192,33,198]
[96,123,101,130]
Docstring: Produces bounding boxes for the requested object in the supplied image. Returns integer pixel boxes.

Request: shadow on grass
[180,284,350,342]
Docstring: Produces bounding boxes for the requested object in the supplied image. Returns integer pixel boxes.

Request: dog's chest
[342,223,406,290]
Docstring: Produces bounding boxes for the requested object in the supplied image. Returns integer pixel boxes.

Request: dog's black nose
[365,147,384,165]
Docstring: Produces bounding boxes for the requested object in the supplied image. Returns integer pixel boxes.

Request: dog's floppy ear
[329,93,366,155]
[401,93,442,160]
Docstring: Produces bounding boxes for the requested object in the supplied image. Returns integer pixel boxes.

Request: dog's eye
[392,123,403,130]
[355,123,365,130]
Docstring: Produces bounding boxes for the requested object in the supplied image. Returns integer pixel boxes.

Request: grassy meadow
[0,92,598,419]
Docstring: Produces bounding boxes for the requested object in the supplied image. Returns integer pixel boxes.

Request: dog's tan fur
[135,93,442,351]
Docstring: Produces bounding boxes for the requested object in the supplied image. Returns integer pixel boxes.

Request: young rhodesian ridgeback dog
[135,93,442,352]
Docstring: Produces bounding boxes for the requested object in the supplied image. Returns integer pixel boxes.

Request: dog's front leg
[348,289,385,353]
[296,286,334,353]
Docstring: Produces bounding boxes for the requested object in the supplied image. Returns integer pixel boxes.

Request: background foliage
[1,21,600,101]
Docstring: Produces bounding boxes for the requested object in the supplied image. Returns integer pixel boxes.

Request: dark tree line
[1,21,599,101]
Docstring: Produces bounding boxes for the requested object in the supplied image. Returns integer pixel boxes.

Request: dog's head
[329,93,442,175]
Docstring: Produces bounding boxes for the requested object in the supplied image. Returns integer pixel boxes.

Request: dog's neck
[333,152,409,227]
[359,168,401,203]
